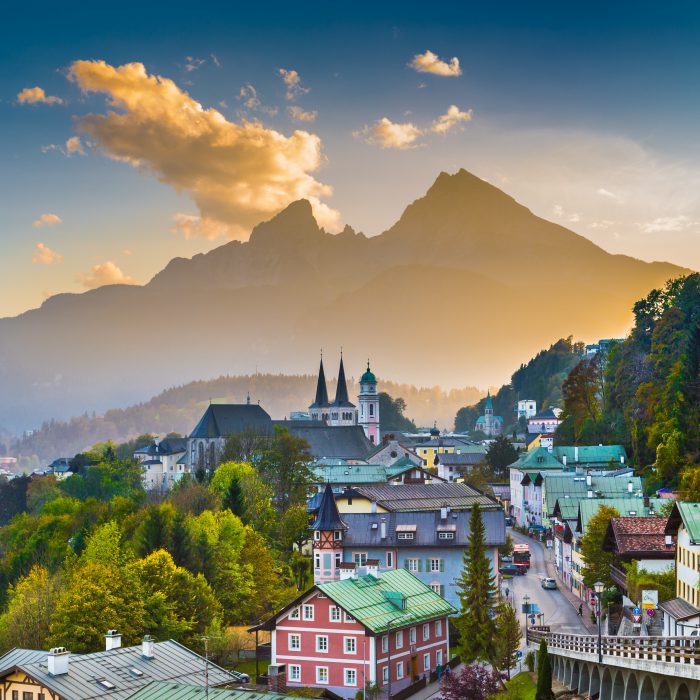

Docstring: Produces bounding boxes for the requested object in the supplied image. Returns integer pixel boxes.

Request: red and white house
[258,569,455,698]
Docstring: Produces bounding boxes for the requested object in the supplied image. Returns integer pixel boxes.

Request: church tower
[328,353,357,427]
[484,390,493,435]
[312,484,347,584]
[358,360,380,445]
[309,355,330,422]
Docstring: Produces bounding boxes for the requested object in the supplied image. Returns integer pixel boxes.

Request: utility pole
[202,636,209,700]
[523,594,530,645]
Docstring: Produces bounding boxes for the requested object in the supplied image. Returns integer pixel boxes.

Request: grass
[503,671,536,699]
[233,658,269,677]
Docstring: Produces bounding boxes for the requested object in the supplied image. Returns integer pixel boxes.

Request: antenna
[202,636,209,700]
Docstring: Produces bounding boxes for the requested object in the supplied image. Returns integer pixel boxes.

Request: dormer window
[398,532,415,540]
[334,531,343,541]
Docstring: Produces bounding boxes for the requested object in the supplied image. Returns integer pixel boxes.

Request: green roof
[551,445,627,465]
[319,569,457,632]
[510,447,562,471]
[672,502,700,545]
[543,473,643,513]
[128,682,299,700]
[311,463,389,485]
[576,497,665,535]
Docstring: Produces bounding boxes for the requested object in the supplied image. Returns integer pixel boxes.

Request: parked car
[504,517,514,526]
[499,564,526,576]
[500,555,513,563]
[230,671,251,683]
[541,577,558,590]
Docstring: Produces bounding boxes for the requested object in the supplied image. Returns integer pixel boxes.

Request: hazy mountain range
[0,169,686,433]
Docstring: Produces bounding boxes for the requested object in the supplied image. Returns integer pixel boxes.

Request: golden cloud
[67,60,339,238]
[288,105,317,123]
[431,105,473,134]
[32,242,63,264]
[279,68,310,100]
[410,50,462,77]
[170,213,231,240]
[65,136,86,156]
[17,86,64,105]
[33,213,63,228]
[77,261,136,289]
[355,118,423,150]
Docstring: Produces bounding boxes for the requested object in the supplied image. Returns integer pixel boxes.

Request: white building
[134,437,188,492]
[516,399,537,419]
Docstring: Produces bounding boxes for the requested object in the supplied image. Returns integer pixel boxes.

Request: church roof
[360,361,376,383]
[312,483,348,531]
[190,404,272,439]
[485,390,493,411]
[310,358,330,408]
[275,423,374,460]
[331,356,355,408]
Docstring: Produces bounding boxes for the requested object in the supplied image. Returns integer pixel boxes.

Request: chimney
[440,506,448,521]
[562,455,567,466]
[620,455,625,464]
[587,489,593,499]
[665,535,673,546]
[380,518,387,539]
[340,563,356,580]
[105,629,122,651]
[48,647,70,676]
[142,635,155,659]
[574,446,579,463]
[365,559,380,578]
[628,480,633,494]
[586,472,592,487]
[371,501,377,514]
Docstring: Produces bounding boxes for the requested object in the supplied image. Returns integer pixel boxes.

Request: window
[382,666,389,683]
[314,530,320,541]
[438,532,455,540]
[345,637,357,654]
[407,558,419,572]
[435,619,443,636]
[289,634,301,650]
[397,661,404,679]
[430,558,441,572]
[314,553,320,569]
[398,532,414,540]
[334,530,343,541]
[410,627,416,644]
[303,604,314,621]
[289,665,301,682]
[335,552,342,568]
[344,669,357,686]
[423,653,430,671]
[316,635,329,652]
[395,630,404,648]
[23,693,34,700]
[423,623,430,641]
[370,404,374,417]
[354,552,367,566]
[12,692,18,700]
[330,606,341,621]
[381,635,389,653]
[430,583,442,596]
[345,612,356,623]
[289,606,300,620]
[316,667,329,684]
[436,649,443,666]
[386,551,394,568]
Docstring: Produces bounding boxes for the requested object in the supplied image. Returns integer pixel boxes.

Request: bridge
[527,627,700,700]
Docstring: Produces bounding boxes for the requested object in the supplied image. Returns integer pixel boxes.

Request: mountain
[0,169,687,432]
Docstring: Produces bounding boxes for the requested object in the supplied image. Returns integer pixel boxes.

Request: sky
[2,1,700,317]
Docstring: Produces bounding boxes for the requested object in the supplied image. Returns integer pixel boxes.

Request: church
[474,390,504,436]
[309,354,381,445]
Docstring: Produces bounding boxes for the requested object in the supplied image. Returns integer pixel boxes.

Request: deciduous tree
[580,505,619,589]
[439,664,500,700]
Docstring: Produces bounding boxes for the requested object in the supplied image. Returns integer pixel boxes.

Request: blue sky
[2,1,700,316]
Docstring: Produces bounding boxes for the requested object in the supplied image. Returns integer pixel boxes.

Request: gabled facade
[134,437,188,492]
[527,408,562,435]
[665,503,700,611]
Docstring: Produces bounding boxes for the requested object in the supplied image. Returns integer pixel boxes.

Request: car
[541,577,558,590]
[499,564,526,576]
[230,671,251,683]
[500,555,513,563]
[504,517,514,526]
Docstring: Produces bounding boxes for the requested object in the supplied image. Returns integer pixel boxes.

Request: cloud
[238,83,260,110]
[552,204,581,224]
[410,50,462,77]
[597,187,621,201]
[431,105,472,134]
[33,213,62,228]
[32,242,63,264]
[279,68,310,101]
[17,86,63,105]
[171,213,231,240]
[65,136,86,156]
[122,248,133,256]
[355,118,423,150]
[640,215,697,234]
[184,56,206,73]
[67,60,339,237]
[77,261,136,289]
[288,105,317,123]
[210,54,222,68]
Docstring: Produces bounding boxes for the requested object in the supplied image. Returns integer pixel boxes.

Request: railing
[528,626,700,666]
[610,564,627,589]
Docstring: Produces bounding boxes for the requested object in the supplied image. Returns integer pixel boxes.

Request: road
[504,529,588,638]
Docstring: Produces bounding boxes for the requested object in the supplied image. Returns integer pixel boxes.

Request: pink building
[256,568,455,698]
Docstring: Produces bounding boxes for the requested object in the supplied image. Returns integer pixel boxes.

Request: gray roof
[128,682,298,700]
[413,438,471,448]
[342,510,506,547]
[0,640,237,700]
[659,597,700,621]
[280,424,374,460]
[350,483,499,512]
[190,404,272,439]
[437,452,485,466]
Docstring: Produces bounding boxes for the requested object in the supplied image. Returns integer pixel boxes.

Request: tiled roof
[351,483,499,512]
[576,498,666,535]
[319,569,457,633]
[128,682,298,700]
[666,502,700,545]
[602,517,675,558]
[190,404,272,439]
[438,452,486,466]
[311,484,347,531]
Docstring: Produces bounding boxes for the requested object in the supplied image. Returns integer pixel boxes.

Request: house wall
[676,528,700,608]
[510,469,525,527]
[1,670,51,699]
[335,496,389,514]
[636,558,674,575]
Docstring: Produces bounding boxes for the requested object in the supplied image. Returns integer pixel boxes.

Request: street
[505,529,589,638]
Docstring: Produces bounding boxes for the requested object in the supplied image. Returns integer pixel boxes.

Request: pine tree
[495,601,521,679]
[535,638,554,700]
[455,503,497,663]
[223,475,245,517]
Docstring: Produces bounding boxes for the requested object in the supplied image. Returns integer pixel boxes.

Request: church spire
[332,352,352,407]
[312,483,347,531]
[310,354,330,408]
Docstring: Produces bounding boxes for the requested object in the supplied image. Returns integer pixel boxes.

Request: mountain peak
[249,198,321,246]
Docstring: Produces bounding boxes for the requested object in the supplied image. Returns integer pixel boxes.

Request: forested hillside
[454,337,585,432]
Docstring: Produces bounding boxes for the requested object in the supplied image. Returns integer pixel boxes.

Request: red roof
[603,516,675,558]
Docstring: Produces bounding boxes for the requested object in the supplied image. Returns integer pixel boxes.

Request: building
[134,437,188,491]
[412,428,473,469]
[515,399,537,419]
[367,439,421,468]
[310,461,444,492]
[358,362,380,445]
[585,338,624,359]
[0,636,239,700]
[663,503,700,633]
[508,447,564,527]
[475,391,503,436]
[310,483,505,609]
[257,567,455,698]
[527,408,562,435]
[128,682,301,700]
[551,445,628,468]
[434,449,486,482]
[602,517,676,599]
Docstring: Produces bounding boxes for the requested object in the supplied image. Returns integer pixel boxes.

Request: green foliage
[502,533,514,557]
[60,457,144,502]
[26,476,62,514]
[485,436,519,478]
[494,601,521,678]
[278,504,311,554]
[378,393,417,433]
[524,651,535,672]
[134,503,177,557]
[580,506,619,589]
[535,639,554,700]
[624,560,676,603]
[0,476,30,526]
[557,354,605,445]
[456,504,497,663]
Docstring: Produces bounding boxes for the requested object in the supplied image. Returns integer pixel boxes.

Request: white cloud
[640,215,696,234]
[288,105,317,123]
[597,187,621,201]
[32,242,63,264]
[65,136,86,156]
[171,213,231,240]
[431,105,472,134]
[238,83,260,110]
[184,56,206,73]
[279,68,310,101]
[17,86,63,105]
[33,213,62,228]
[211,54,222,68]
[355,118,423,150]
[553,204,564,218]
[68,60,339,238]
[410,50,462,77]
[77,261,136,289]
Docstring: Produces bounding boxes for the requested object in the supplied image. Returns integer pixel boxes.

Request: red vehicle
[512,544,531,569]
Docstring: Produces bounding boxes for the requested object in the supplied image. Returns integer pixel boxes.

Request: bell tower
[312,484,348,584]
[358,360,380,445]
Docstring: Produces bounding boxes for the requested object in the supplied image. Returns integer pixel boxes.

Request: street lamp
[593,581,604,663]
[522,594,530,644]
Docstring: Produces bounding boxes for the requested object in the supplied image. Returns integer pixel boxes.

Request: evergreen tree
[494,601,521,679]
[170,513,195,569]
[535,638,554,700]
[223,475,245,517]
[455,503,497,664]
[485,436,518,478]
